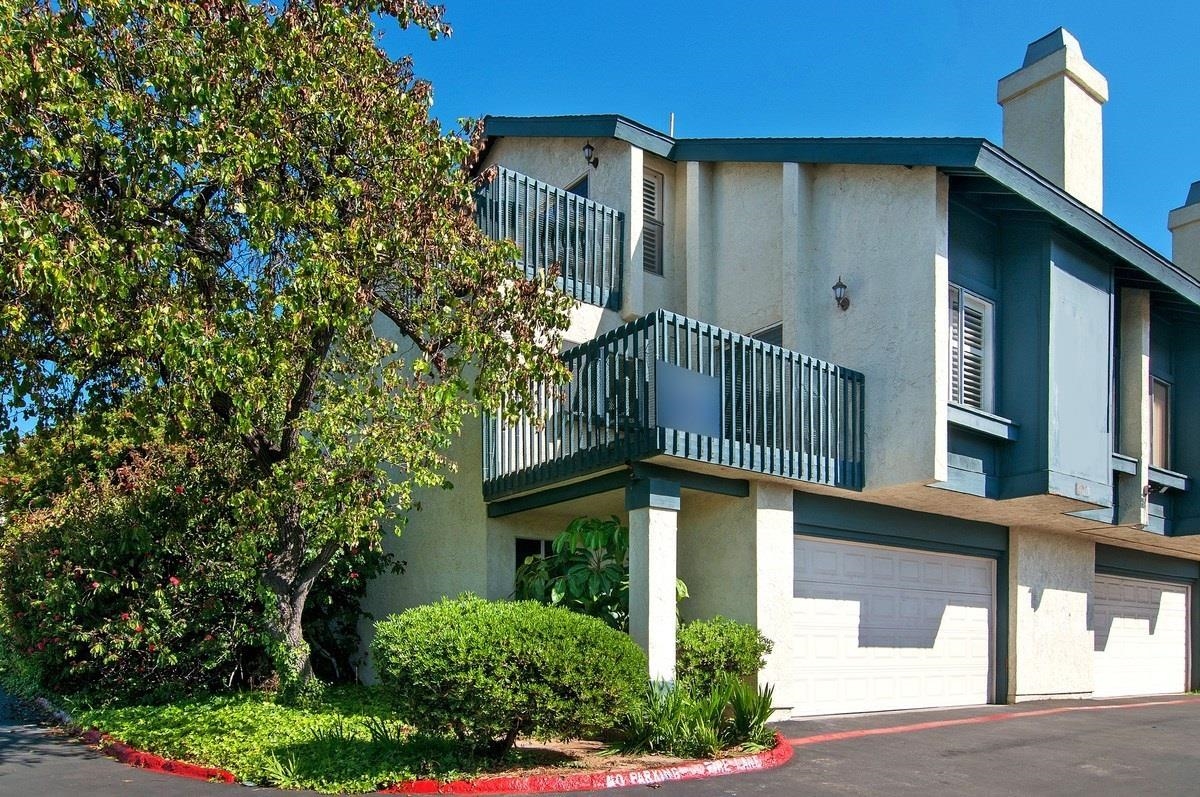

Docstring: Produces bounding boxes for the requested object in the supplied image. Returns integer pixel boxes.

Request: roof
[482,114,1200,311]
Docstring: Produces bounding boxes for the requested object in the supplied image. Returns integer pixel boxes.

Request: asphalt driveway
[4,690,1200,796]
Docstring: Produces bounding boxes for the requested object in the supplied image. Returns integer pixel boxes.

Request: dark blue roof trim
[670,137,985,166]
[482,114,1200,308]
[973,143,1200,306]
[483,115,674,157]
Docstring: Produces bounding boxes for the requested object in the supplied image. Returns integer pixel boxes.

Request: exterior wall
[1046,239,1113,505]
[707,163,784,335]
[677,483,795,713]
[1007,527,1094,700]
[790,164,949,490]
[641,153,686,316]
[358,419,490,676]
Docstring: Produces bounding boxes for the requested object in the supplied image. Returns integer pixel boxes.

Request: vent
[643,170,664,275]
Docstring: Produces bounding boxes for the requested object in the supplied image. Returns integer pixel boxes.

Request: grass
[59,685,553,794]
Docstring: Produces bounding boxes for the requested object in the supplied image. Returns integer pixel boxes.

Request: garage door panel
[1093,573,1188,699]
[791,537,994,716]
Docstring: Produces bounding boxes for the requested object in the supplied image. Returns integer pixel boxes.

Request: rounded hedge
[371,595,648,757]
[676,616,773,693]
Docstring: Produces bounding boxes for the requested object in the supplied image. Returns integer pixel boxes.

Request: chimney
[997,28,1109,212]
[1168,182,1200,280]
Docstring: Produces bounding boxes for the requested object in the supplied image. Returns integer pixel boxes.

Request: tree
[0,0,572,694]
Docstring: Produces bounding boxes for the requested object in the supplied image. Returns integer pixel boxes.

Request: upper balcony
[475,167,625,310]
[483,310,865,501]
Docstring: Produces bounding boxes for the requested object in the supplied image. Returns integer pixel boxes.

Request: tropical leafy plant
[514,516,688,631]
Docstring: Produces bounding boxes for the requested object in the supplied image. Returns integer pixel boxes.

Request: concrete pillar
[1168,181,1200,281]
[683,160,711,321]
[676,482,794,715]
[781,163,808,351]
[751,483,795,715]
[1007,527,1095,701]
[1116,288,1151,527]
[621,146,645,321]
[997,28,1109,212]
[627,477,679,682]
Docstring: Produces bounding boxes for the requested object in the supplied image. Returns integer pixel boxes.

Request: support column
[627,477,679,682]
[1007,527,1094,701]
[621,146,645,321]
[1117,288,1151,527]
[751,483,795,717]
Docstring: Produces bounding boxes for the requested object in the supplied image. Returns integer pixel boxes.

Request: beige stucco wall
[707,163,785,335]
[677,483,795,713]
[788,163,949,489]
[1168,201,1200,282]
[1007,527,1096,700]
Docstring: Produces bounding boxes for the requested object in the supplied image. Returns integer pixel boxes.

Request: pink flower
[173,485,185,494]
[90,581,100,590]
[349,572,359,580]
[168,576,181,587]
[120,612,131,621]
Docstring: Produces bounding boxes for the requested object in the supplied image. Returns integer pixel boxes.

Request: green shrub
[371,595,648,759]
[0,442,272,700]
[676,617,773,693]
[617,677,776,758]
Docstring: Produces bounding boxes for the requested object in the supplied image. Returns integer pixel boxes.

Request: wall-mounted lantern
[582,141,599,169]
[832,276,850,311]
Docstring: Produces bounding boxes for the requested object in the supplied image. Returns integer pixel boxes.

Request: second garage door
[1093,573,1189,698]
[791,536,995,716]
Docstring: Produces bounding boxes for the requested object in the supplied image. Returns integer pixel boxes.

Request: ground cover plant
[617,677,777,759]
[60,685,509,793]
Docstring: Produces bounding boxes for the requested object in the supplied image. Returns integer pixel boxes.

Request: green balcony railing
[483,310,865,500]
[475,167,624,309]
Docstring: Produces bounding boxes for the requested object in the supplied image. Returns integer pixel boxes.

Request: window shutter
[949,285,993,412]
[643,171,663,275]
[961,301,986,409]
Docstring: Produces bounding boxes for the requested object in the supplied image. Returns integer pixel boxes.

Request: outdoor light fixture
[582,141,599,169]
[832,276,850,311]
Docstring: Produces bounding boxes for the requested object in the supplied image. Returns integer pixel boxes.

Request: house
[362,28,1200,718]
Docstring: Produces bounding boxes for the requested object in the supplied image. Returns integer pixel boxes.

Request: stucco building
[363,29,1200,717]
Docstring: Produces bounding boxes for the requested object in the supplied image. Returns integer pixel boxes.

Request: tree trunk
[273,583,316,688]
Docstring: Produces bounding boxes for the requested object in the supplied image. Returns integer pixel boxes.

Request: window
[948,284,994,412]
[750,323,784,347]
[566,174,589,198]
[643,169,664,275]
[515,537,552,572]
[1151,377,1171,469]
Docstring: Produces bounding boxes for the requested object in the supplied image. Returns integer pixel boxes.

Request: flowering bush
[0,440,272,700]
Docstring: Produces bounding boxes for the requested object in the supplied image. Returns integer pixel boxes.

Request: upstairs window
[1150,377,1171,470]
[949,284,994,412]
[566,174,589,198]
[643,169,664,275]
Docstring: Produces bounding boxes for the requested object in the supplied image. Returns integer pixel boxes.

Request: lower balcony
[483,310,865,501]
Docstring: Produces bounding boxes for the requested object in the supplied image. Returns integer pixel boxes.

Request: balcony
[483,310,865,501]
[475,167,625,309]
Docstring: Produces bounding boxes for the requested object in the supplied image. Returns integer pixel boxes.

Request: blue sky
[386,0,1200,258]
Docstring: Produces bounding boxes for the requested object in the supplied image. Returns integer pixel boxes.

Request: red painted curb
[783,696,1200,748]
[377,733,793,795]
[79,727,237,784]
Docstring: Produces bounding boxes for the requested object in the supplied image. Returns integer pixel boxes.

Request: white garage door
[791,536,994,716]
[1093,574,1189,698]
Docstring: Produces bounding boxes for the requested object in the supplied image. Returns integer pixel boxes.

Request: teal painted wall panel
[1047,238,1113,503]
[948,201,999,297]
[1169,318,1200,533]
[996,221,1051,494]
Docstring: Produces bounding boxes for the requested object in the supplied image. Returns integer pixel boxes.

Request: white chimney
[1168,182,1200,280]
[997,28,1109,212]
